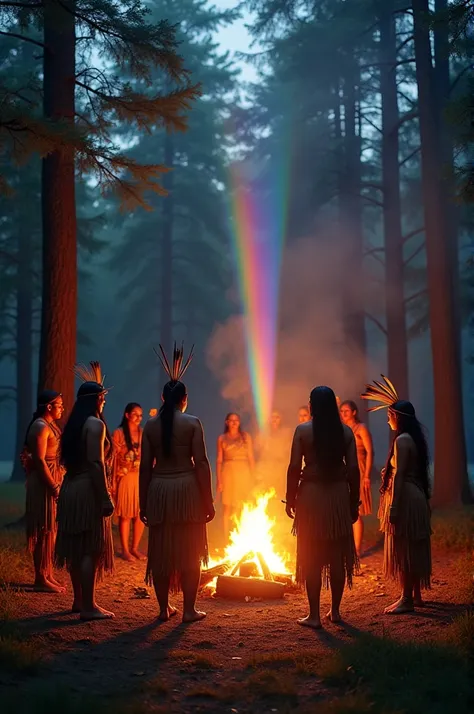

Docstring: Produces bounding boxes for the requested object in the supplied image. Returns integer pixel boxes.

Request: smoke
[207,227,377,431]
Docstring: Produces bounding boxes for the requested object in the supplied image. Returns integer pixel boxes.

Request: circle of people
[21,355,431,629]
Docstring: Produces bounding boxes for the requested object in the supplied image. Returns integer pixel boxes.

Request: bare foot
[131,549,146,561]
[182,610,206,623]
[384,597,414,614]
[298,615,322,630]
[33,579,66,594]
[80,605,115,621]
[413,597,425,607]
[48,574,66,589]
[122,551,135,562]
[326,609,342,623]
[70,601,82,614]
[158,606,177,622]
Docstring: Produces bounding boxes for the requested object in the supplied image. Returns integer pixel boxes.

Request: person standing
[340,400,374,556]
[297,405,310,424]
[22,391,65,592]
[139,344,215,623]
[216,413,255,539]
[113,403,145,561]
[55,362,115,621]
[286,386,360,629]
[362,376,432,614]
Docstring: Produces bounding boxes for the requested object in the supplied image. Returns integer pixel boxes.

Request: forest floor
[0,482,473,714]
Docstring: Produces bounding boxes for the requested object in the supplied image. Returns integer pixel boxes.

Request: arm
[216,435,224,494]
[246,434,255,471]
[85,419,113,514]
[29,422,58,494]
[285,427,303,516]
[192,419,215,521]
[139,425,153,523]
[390,436,411,513]
[359,425,374,483]
[345,430,360,521]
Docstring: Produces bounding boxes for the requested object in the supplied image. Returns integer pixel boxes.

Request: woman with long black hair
[22,390,65,592]
[139,344,215,623]
[55,362,115,621]
[113,402,144,561]
[286,386,360,629]
[362,376,432,614]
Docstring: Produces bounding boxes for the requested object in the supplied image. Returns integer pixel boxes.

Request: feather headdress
[154,342,194,383]
[72,361,109,392]
[361,375,399,412]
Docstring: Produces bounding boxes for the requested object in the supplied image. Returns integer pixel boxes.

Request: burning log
[199,561,230,588]
[216,574,285,600]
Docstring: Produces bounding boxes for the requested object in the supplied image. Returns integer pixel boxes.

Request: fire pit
[200,491,294,600]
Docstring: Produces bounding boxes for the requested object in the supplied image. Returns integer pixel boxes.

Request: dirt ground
[1,537,470,713]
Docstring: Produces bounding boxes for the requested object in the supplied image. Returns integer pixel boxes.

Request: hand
[285,503,295,519]
[102,494,114,518]
[350,504,359,524]
[51,484,60,502]
[140,510,148,526]
[205,505,216,523]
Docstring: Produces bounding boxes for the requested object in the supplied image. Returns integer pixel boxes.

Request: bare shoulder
[395,433,414,449]
[295,422,310,439]
[85,416,105,435]
[29,418,49,437]
[342,423,355,442]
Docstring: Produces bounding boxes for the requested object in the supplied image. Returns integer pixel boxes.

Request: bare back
[144,411,205,475]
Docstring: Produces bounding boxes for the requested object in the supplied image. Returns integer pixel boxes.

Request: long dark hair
[119,402,142,452]
[24,390,61,446]
[160,381,186,458]
[61,382,112,470]
[383,400,431,499]
[340,400,360,422]
[310,386,345,478]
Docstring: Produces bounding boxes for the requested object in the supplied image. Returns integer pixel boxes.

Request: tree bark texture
[39,0,77,413]
[412,0,468,506]
[160,132,174,355]
[379,2,409,400]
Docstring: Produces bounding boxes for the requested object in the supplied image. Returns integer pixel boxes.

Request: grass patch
[446,610,474,656]
[319,632,473,714]
[0,632,43,674]
[247,669,298,700]
[431,507,474,551]
[169,649,219,669]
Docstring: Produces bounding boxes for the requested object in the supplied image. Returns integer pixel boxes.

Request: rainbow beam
[229,162,286,429]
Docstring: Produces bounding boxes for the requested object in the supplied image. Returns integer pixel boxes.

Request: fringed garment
[112,427,141,519]
[293,480,358,588]
[286,423,360,589]
[352,422,372,516]
[221,433,253,509]
[145,469,209,593]
[378,440,432,589]
[24,420,65,572]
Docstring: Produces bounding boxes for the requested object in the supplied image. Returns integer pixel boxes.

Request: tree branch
[365,312,387,335]
[399,146,421,167]
[0,30,45,49]
[405,289,427,305]
[404,241,425,266]
[402,226,424,244]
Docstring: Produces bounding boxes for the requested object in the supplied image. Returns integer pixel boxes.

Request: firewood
[215,575,285,600]
[199,561,230,587]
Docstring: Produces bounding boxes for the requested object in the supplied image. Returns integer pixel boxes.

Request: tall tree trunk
[11,229,33,481]
[412,0,468,506]
[433,0,471,503]
[160,132,174,354]
[379,3,409,400]
[39,0,77,413]
[341,63,367,405]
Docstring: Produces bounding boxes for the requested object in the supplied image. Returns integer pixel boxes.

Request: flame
[208,490,291,577]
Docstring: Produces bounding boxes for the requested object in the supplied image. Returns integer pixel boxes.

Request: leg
[181,566,206,623]
[384,571,415,614]
[327,556,345,622]
[298,569,322,629]
[119,518,134,561]
[413,578,424,607]
[152,574,177,621]
[70,567,82,612]
[79,555,114,620]
[130,518,146,560]
[32,533,65,593]
[353,517,364,557]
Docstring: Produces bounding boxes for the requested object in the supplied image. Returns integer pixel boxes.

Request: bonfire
[201,490,295,599]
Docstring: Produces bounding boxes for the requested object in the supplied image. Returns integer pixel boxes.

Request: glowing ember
[207,490,291,582]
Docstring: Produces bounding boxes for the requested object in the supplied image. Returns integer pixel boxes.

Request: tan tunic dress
[24,419,64,571]
[140,411,211,592]
[221,433,253,508]
[55,422,114,579]
[286,422,360,587]
[112,427,142,519]
[378,434,431,589]
[352,422,373,516]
